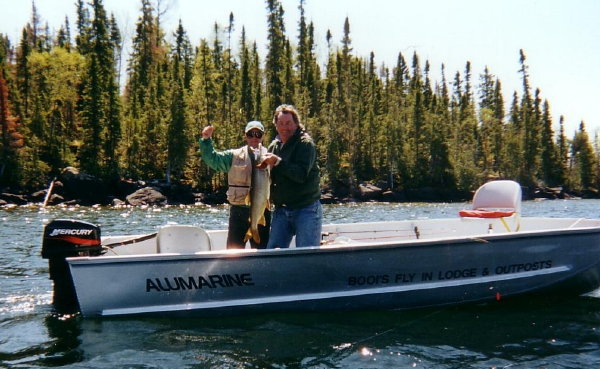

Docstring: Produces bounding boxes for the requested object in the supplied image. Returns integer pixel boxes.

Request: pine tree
[539,99,560,185]
[56,16,72,51]
[79,0,121,178]
[518,49,540,186]
[75,0,91,54]
[239,27,253,123]
[572,121,595,189]
[556,115,569,186]
[251,42,262,122]
[166,20,192,183]
[265,0,287,110]
[15,27,32,118]
[123,0,170,179]
[503,91,523,179]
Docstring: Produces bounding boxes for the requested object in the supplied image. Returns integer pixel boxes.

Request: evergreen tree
[15,27,32,118]
[251,42,262,122]
[123,0,169,178]
[572,121,595,189]
[79,0,121,178]
[265,0,287,110]
[503,91,523,179]
[239,27,253,122]
[56,16,72,51]
[518,49,540,186]
[166,20,192,183]
[539,99,560,185]
[75,0,91,54]
[556,115,569,186]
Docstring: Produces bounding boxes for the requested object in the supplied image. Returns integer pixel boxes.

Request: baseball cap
[244,121,264,133]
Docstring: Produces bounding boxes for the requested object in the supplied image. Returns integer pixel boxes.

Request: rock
[320,192,337,204]
[358,183,382,201]
[126,187,167,206]
[30,189,47,203]
[111,197,126,207]
[45,194,65,206]
[0,193,28,205]
[59,167,109,205]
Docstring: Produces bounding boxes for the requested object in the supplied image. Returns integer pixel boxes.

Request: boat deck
[99,217,600,257]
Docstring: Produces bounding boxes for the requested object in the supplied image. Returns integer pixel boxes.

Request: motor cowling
[42,219,102,313]
[42,219,102,259]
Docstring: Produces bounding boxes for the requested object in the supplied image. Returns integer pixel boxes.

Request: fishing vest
[227,145,267,205]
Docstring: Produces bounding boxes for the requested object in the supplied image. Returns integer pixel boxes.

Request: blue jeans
[267,200,323,248]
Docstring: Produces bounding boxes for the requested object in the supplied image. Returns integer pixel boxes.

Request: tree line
[0,0,598,196]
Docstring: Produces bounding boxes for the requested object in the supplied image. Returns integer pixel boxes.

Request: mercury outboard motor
[42,219,102,312]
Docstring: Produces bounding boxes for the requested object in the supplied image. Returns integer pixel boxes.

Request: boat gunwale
[67,221,600,265]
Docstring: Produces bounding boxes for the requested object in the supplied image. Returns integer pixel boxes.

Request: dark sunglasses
[246,130,263,138]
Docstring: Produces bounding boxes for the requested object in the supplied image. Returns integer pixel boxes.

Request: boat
[41,180,600,317]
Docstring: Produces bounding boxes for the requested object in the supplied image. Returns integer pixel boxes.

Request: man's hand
[202,125,214,139]
[257,153,280,169]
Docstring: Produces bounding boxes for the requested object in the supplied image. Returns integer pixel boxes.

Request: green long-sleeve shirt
[198,138,234,172]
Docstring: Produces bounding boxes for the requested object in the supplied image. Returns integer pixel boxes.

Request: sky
[1,0,599,137]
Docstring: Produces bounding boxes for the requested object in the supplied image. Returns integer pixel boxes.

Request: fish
[244,145,270,244]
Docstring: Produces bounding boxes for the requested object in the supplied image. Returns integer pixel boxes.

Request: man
[199,121,270,249]
[258,104,322,248]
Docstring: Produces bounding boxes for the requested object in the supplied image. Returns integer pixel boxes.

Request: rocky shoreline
[0,167,597,208]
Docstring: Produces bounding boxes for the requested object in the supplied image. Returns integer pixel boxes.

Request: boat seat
[157,225,212,253]
[459,180,522,231]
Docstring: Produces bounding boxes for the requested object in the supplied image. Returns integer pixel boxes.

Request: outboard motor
[42,219,102,312]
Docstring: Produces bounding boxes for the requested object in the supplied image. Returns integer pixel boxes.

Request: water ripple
[3,202,600,368]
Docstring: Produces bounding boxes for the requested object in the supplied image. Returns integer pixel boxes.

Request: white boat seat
[459,180,522,231]
[157,225,212,253]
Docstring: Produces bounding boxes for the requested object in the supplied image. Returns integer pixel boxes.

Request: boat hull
[68,226,600,317]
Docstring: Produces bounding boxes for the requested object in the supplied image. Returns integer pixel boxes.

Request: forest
[1,0,598,199]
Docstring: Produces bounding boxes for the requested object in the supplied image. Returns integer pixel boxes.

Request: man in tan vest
[199,121,270,249]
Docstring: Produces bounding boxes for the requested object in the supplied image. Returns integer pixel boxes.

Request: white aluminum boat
[42,181,600,317]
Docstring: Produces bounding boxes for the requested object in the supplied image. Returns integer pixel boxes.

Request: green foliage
[78,0,122,179]
[27,48,84,171]
[572,122,596,188]
[1,1,597,195]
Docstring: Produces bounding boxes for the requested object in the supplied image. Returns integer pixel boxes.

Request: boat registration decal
[347,260,553,286]
[146,273,254,292]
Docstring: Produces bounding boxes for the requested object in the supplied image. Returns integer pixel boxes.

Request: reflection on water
[2,200,600,368]
[28,296,600,368]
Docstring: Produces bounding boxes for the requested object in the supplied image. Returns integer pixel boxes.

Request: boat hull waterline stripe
[101,265,570,316]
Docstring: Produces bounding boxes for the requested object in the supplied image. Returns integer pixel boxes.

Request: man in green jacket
[199,121,270,249]
[258,105,322,248]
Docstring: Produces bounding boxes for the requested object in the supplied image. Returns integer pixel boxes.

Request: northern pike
[244,145,270,244]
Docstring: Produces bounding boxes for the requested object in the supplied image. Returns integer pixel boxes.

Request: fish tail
[244,227,261,244]
[243,228,252,243]
[252,230,261,244]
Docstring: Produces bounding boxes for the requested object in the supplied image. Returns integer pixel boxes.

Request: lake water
[2,200,600,368]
